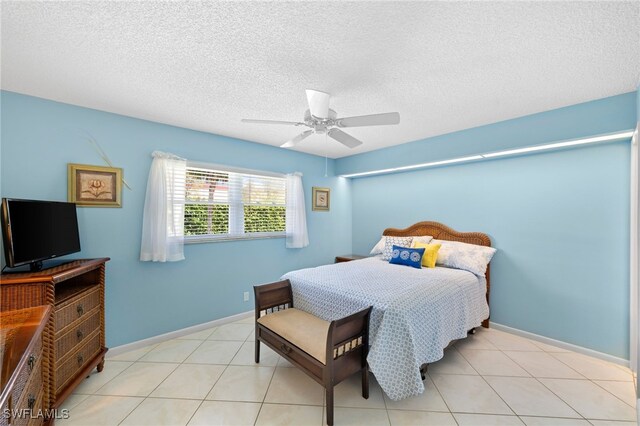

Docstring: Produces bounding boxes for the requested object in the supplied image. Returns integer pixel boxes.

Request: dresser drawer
[9,338,42,418]
[26,389,44,426]
[55,308,100,361]
[258,326,323,379]
[55,331,101,394]
[55,286,101,333]
[11,355,42,426]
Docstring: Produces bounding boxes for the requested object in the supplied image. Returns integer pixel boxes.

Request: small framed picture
[312,187,330,211]
[68,164,123,207]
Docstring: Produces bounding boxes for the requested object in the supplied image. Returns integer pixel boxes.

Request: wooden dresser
[0,259,109,412]
[1,306,51,426]
[334,254,367,263]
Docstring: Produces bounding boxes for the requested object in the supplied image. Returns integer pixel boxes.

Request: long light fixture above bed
[340,129,635,178]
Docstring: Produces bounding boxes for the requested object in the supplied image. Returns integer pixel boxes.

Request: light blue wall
[0,91,352,347]
[341,93,636,359]
[2,89,636,358]
[337,93,636,176]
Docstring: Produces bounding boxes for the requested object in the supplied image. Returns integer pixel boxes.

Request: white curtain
[140,151,187,262]
[285,172,309,248]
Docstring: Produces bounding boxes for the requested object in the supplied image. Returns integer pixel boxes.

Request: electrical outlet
[243,291,250,302]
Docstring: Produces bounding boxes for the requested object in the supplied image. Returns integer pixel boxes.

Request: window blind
[184,164,286,241]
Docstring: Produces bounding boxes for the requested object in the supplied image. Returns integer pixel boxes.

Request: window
[184,163,286,242]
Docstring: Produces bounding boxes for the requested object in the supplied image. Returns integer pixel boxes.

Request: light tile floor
[59,317,637,425]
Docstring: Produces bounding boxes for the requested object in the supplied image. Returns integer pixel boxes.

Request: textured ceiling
[2,1,639,158]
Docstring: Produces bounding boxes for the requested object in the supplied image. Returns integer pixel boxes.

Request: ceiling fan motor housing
[304,109,337,133]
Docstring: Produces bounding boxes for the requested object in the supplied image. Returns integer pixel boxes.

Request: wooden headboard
[383,221,491,247]
[383,221,492,328]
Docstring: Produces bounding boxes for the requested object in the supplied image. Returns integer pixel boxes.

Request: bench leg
[362,365,369,399]
[326,386,334,426]
[255,337,260,363]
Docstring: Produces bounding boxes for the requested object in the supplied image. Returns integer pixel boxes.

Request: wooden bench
[254,279,372,426]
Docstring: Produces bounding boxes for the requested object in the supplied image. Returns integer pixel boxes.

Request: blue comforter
[282,256,489,400]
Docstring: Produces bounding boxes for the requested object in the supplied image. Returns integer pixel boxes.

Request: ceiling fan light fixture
[305,89,331,119]
[242,90,400,151]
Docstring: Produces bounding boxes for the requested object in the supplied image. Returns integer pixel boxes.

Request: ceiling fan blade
[281,130,314,148]
[336,112,400,128]
[241,119,302,126]
[327,128,363,149]
[305,89,330,119]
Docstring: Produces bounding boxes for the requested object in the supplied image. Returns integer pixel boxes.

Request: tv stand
[30,260,43,272]
[0,258,110,413]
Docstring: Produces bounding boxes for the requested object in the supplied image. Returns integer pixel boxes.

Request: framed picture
[68,164,123,207]
[312,187,330,211]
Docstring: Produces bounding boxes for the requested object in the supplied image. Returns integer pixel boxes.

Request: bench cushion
[257,308,330,364]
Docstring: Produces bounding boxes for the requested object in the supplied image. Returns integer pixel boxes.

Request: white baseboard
[490,322,630,368]
[108,314,630,368]
[107,310,254,357]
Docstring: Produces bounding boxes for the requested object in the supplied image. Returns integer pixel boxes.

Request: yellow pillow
[411,242,441,268]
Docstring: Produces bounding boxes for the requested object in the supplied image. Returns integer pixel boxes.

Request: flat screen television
[1,198,81,271]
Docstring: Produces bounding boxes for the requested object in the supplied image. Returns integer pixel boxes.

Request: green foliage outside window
[244,205,286,233]
[184,167,285,237]
[184,204,285,235]
[184,204,229,235]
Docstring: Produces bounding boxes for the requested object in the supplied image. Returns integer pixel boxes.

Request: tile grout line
[589,379,638,410]
[530,372,597,422]
[457,334,634,422]
[115,323,253,425]
[150,326,223,426]
[424,369,457,420]
[73,325,213,424]
[91,350,157,394]
[501,348,589,380]
[116,337,206,425]
[379,374,393,426]
[253,329,280,426]
[65,321,638,425]
[429,345,489,426]
[498,349,603,420]
[455,344,518,417]
[550,351,634,382]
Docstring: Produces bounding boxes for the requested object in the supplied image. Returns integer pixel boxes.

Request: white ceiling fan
[241,89,400,149]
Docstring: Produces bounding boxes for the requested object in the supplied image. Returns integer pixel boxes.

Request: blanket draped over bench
[282,256,489,400]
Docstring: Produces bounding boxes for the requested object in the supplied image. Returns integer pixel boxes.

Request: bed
[281,221,492,400]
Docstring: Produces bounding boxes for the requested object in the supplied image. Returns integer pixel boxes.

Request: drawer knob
[28,354,36,371]
[77,354,84,365]
[77,330,84,341]
[77,304,84,316]
[280,343,292,354]
[27,394,36,410]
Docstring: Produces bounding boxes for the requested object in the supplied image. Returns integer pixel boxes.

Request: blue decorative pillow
[389,245,425,269]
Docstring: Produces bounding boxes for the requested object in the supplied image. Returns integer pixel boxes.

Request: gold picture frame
[68,163,123,207]
[312,187,330,211]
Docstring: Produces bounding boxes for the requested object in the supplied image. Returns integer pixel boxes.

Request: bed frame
[382,221,492,329]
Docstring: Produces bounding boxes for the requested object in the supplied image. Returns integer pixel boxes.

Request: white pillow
[432,239,496,276]
[381,236,414,261]
[409,235,433,245]
[370,235,433,255]
[369,236,387,255]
